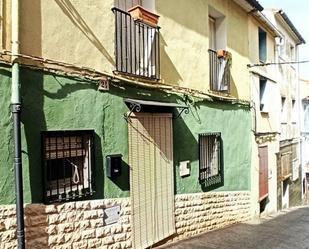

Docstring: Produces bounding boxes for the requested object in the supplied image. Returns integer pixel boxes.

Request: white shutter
[129,113,175,249]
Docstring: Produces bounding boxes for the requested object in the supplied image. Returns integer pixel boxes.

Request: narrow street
[159,206,309,249]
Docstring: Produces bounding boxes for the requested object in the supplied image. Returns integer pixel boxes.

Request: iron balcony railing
[113,7,160,80]
[208,49,231,93]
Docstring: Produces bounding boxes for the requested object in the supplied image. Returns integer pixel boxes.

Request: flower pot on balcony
[217,49,228,58]
[128,5,160,27]
[217,49,232,67]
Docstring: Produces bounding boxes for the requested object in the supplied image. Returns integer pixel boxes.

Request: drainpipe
[296,44,303,199]
[11,0,25,248]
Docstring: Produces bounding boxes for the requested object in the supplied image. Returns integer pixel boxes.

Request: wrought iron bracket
[123,103,142,120]
[173,107,189,119]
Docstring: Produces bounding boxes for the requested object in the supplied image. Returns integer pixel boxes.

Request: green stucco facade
[0,65,251,204]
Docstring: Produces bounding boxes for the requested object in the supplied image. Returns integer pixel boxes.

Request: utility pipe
[11,0,25,248]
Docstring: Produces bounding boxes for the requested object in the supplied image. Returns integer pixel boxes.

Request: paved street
[159,206,309,249]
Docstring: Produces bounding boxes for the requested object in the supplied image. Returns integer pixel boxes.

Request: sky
[260,0,309,79]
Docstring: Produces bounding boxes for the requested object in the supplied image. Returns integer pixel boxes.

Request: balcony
[208,49,231,93]
[113,7,160,80]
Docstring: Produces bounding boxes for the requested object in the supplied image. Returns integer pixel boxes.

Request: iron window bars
[41,130,94,204]
[208,49,231,93]
[113,7,160,80]
[199,133,223,186]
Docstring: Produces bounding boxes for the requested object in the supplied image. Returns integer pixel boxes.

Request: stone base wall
[0,198,131,249]
[171,191,251,243]
[0,192,251,249]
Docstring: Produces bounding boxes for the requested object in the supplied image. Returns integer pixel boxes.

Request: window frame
[259,77,268,112]
[258,27,267,62]
[41,130,95,204]
[198,132,223,187]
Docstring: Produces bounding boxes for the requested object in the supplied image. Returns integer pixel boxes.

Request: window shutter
[129,113,175,249]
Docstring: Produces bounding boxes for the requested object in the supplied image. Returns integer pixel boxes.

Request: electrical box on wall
[179,160,190,177]
[106,154,122,178]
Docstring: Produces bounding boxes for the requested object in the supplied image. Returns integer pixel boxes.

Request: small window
[281,97,287,122]
[259,78,267,112]
[292,99,297,123]
[259,28,267,62]
[42,130,94,203]
[198,133,223,186]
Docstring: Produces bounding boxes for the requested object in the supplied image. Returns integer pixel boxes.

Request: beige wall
[248,16,280,134]
[1,0,252,100]
[248,15,280,217]
[157,0,250,99]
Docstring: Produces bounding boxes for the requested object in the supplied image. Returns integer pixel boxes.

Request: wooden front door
[259,146,268,200]
[128,113,175,249]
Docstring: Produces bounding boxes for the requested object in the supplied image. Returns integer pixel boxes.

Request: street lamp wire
[247,60,309,68]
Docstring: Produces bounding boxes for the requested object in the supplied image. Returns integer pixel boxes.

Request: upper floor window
[259,28,267,62]
[281,96,287,123]
[292,99,297,123]
[209,16,216,50]
[303,102,309,132]
[208,7,226,51]
[113,0,160,79]
[42,130,95,203]
[290,45,295,61]
[259,78,268,112]
[208,8,230,93]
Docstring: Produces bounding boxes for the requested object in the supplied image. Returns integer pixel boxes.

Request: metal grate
[198,133,222,185]
[208,49,231,93]
[113,7,160,80]
[41,130,94,203]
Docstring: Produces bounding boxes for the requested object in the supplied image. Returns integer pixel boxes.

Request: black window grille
[112,7,160,80]
[208,49,231,93]
[41,130,95,203]
[199,133,223,186]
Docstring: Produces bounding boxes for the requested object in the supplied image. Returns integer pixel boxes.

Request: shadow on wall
[21,69,106,203]
[20,0,42,57]
[55,0,115,66]
[159,34,183,86]
[230,74,239,100]
[20,69,45,203]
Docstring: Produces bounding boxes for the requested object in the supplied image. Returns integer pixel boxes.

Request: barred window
[199,133,223,186]
[42,130,94,203]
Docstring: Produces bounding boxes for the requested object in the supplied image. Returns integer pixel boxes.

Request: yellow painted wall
[2,0,251,100]
[157,0,250,100]
[19,0,116,73]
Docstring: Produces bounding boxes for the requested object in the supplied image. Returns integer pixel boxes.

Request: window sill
[260,110,269,116]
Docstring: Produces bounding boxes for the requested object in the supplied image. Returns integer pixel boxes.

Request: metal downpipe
[11,0,25,248]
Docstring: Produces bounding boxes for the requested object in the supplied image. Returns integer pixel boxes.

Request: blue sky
[260,0,309,79]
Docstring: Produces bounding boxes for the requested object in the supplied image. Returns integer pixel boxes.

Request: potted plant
[128,5,160,27]
[217,49,232,67]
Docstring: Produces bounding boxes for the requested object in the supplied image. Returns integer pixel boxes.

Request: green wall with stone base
[0,65,251,204]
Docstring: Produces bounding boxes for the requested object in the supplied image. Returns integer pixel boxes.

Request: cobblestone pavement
[158,206,309,249]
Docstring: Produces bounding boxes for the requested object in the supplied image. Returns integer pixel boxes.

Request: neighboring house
[0,0,260,248]
[248,10,281,216]
[264,9,305,210]
[300,78,309,202]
